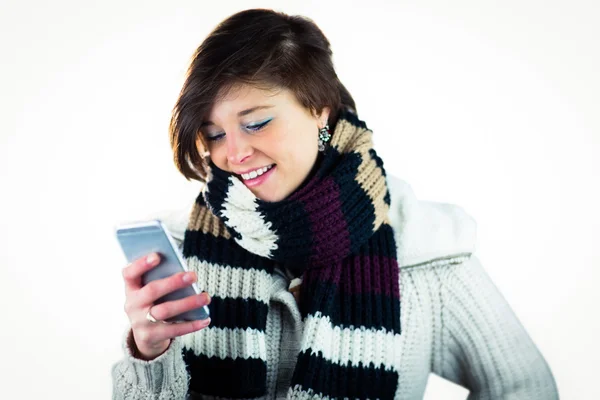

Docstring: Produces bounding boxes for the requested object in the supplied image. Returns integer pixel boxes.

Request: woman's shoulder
[386,174,478,268]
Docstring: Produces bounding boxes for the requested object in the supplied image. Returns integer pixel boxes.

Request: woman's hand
[121,252,211,360]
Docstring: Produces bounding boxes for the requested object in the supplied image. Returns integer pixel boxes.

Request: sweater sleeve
[111,329,190,400]
[433,255,559,399]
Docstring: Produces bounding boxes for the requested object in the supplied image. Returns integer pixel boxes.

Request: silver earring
[318,124,331,152]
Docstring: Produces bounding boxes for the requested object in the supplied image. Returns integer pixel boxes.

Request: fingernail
[146,253,157,265]
[183,272,195,282]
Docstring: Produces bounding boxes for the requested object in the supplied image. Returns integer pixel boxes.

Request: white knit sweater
[111,175,558,399]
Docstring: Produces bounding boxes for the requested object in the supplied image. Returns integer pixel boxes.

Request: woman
[112,9,558,400]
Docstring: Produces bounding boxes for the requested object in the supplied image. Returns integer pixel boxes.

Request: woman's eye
[245,118,272,132]
[207,133,225,142]
[205,118,272,142]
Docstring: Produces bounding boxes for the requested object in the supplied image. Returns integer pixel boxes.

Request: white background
[1,0,598,398]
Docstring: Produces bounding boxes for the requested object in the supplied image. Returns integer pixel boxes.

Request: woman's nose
[226,129,253,164]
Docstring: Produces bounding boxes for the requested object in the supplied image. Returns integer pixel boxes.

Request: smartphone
[115,219,210,323]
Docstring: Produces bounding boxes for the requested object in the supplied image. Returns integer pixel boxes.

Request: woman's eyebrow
[201,105,274,127]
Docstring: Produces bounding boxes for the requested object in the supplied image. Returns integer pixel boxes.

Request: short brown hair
[169,8,356,182]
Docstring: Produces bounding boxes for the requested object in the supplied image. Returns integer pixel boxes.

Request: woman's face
[200,84,330,202]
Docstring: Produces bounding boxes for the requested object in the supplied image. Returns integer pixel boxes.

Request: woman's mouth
[238,164,276,187]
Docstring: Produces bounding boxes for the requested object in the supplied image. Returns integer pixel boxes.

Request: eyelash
[207,118,272,142]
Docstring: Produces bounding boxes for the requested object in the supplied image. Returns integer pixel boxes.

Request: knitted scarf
[180,110,402,399]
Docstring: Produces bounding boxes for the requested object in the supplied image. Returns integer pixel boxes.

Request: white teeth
[240,164,274,181]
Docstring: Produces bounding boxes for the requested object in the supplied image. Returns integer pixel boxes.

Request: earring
[318,124,331,152]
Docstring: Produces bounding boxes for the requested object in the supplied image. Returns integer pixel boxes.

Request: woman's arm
[111,330,190,400]
[112,204,196,399]
[433,255,559,399]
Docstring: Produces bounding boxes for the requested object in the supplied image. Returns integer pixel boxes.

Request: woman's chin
[254,189,284,203]
[254,183,288,203]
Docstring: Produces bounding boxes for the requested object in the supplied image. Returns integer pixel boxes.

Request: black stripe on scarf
[291,350,398,399]
[183,350,267,397]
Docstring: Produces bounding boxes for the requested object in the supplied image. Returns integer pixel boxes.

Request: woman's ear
[312,107,331,127]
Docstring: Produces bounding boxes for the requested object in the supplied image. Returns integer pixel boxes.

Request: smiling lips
[239,164,276,187]
[239,164,275,181]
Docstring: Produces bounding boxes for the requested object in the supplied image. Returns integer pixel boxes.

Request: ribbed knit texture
[111,329,189,399]
[111,254,559,399]
[180,110,401,399]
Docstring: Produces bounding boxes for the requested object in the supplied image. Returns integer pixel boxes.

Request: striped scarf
[180,111,402,399]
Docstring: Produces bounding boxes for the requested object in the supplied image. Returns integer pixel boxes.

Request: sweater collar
[386,175,477,267]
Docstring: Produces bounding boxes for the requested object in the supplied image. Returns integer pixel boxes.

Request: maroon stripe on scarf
[303,177,351,264]
[341,255,400,299]
[303,255,400,298]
